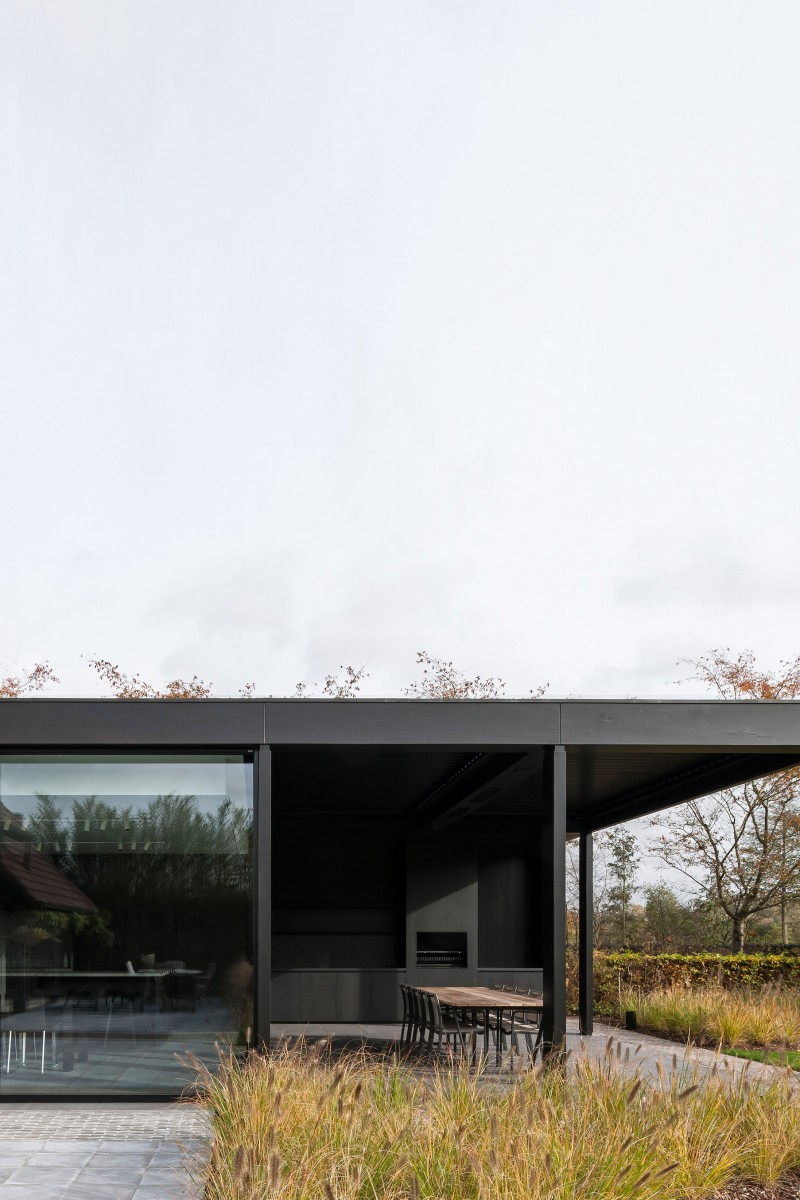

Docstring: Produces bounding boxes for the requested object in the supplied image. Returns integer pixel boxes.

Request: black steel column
[253,744,271,1048]
[579,830,593,1036]
[541,745,567,1055]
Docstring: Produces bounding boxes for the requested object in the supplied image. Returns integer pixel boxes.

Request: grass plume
[619,985,800,1052]
[192,1038,800,1199]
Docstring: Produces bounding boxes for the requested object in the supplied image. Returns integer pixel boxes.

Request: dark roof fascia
[1,698,800,753]
[560,701,800,753]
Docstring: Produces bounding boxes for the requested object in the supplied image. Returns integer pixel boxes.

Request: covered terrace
[1,696,800,1095]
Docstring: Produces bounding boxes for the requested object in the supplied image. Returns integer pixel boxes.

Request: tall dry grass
[619,986,800,1050]
[188,1037,800,1200]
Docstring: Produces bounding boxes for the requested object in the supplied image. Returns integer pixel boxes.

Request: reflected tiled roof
[0,838,97,913]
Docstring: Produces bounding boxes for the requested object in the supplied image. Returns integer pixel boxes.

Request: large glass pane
[0,754,253,1096]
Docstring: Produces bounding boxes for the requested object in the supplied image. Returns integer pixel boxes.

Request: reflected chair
[107,961,144,1012]
[195,962,217,1006]
[161,970,196,1012]
[3,1028,58,1074]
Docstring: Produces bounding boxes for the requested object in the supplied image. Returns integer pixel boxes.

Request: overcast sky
[3,2,800,700]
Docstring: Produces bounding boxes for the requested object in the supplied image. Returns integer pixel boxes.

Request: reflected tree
[27,791,252,975]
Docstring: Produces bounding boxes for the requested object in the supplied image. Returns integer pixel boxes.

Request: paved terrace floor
[0,1021,794,1198]
[272,1019,798,1087]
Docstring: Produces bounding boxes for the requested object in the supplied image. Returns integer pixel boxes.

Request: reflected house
[0,801,98,1013]
[1,697,800,1099]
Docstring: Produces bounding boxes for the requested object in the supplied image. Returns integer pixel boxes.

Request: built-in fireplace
[416,931,468,969]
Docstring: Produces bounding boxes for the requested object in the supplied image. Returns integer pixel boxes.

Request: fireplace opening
[416,931,467,968]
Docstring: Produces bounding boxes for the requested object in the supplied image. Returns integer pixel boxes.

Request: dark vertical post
[579,830,594,1036]
[253,744,271,1049]
[541,745,567,1055]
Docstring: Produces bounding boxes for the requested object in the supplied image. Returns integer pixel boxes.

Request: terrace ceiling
[270,744,800,831]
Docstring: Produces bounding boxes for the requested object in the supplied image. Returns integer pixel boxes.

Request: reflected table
[1,970,203,1074]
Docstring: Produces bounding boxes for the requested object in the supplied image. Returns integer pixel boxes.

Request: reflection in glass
[0,755,253,1096]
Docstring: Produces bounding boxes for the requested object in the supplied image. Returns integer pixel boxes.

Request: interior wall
[270,818,544,1021]
[478,833,542,968]
[405,834,478,986]
[271,818,405,969]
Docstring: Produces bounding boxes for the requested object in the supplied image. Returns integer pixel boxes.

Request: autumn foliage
[0,661,59,697]
[85,657,213,699]
[294,664,369,698]
[681,648,800,700]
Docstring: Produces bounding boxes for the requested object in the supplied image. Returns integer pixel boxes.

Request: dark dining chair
[507,987,543,1059]
[422,992,468,1058]
[399,984,414,1045]
[491,982,541,1058]
[410,987,427,1048]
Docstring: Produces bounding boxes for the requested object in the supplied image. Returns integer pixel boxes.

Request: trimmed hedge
[591,952,800,1013]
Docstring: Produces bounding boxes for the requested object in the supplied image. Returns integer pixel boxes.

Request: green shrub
[592,952,800,1013]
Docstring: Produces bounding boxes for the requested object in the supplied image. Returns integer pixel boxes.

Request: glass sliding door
[0,754,253,1096]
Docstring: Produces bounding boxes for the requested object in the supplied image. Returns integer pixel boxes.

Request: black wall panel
[271,819,405,970]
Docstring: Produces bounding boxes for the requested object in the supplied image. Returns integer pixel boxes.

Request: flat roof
[2,698,800,831]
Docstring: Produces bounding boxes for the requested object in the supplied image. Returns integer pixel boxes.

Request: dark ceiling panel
[272,749,477,817]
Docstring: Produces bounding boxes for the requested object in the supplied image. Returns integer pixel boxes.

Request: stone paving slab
[0,1104,210,1199]
[0,1139,208,1199]
[580,1022,799,1088]
[274,1019,799,1087]
[0,1137,209,1195]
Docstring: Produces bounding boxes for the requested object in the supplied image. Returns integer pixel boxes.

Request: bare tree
[654,649,800,951]
[677,648,800,700]
[85,657,213,698]
[566,829,615,948]
[653,774,800,952]
[294,664,369,699]
[404,650,547,699]
[0,660,59,697]
[606,828,640,946]
[321,664,369,698]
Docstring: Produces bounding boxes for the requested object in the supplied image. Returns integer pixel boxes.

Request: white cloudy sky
[3,1,800,699]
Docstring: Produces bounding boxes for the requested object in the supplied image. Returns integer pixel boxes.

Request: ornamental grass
[618,986,800,1052]
[188,1036,800,1200]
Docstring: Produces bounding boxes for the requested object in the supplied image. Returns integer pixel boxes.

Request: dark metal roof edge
[4,697,800,706]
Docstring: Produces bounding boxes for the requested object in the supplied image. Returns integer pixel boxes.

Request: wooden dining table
[417,985,543,1065]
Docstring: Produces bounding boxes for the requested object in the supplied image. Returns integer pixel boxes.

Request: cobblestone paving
[0,1106,210,1199]
[0,1105,210,1141]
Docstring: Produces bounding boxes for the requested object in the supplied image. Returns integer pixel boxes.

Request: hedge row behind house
[589,952,800,1013]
